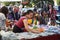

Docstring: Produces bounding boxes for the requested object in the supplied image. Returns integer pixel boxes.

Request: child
[33,13,39,25]
[27,13,39,26]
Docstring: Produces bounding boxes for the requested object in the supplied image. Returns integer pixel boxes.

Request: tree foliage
[30,0,54,5]
[57,0,60,5]
[27,0,54,7]
[3,2,15,6]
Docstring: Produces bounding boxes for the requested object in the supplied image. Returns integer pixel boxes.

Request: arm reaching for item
[23,19,44,33]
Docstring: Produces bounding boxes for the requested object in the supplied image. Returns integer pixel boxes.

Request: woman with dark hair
[48,4,57,20]
[48,4,57,25]
[38,10,49,25]
[0,6,8,17]
[13,10,40,33]
[0,6,8,31]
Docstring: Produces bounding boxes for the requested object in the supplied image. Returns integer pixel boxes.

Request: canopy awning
[0,0,22,2]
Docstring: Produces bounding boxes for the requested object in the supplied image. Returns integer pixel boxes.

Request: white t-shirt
[0,13,6,30]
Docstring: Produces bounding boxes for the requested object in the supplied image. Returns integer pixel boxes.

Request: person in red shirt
[13,10,40,33]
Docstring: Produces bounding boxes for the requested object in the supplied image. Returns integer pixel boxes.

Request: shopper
[0,6,8,31]
[48,4,57,20]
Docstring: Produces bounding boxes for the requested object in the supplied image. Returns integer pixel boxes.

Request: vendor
[13,10,40,33]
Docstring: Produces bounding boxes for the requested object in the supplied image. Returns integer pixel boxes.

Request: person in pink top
[13,10,40,33]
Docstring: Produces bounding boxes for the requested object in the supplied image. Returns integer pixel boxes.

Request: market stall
[0,25,60,40]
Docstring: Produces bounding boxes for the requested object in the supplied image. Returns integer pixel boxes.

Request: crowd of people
[0,4,58,33]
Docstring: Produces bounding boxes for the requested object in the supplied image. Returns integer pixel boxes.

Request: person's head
[48,4,53,9]
[13,6,19,13]
[23,10,33,19]
[33,13,38,20]
[51,20,56,26]
[0,6,8,17]
[41,10,47,17]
